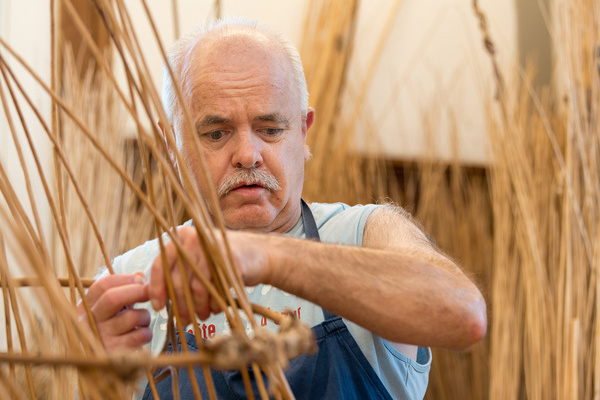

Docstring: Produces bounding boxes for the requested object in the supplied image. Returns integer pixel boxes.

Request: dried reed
[0,0,314,399]
[479,0,599,398]
[302,1,599,400]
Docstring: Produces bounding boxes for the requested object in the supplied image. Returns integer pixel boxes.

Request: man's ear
[157,120,178,172]
[302,108,315,161]
[302,108,315,140]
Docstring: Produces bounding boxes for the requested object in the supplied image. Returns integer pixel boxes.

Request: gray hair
[161,17,309,126]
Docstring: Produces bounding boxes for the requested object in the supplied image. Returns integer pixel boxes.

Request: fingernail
[134,271,147,285]
[151,298,160,311]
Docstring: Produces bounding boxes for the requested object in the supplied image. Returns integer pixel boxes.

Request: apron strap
[301,199,320,241]
[300,200,338,322]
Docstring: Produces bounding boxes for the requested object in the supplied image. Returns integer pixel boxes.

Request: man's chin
[223,217,274,232]
[220,204,275,231]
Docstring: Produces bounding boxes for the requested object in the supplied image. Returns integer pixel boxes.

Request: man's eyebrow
[254,113,290,126]
[197,115,229,128]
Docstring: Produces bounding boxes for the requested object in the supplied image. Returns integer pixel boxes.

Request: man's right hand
[77,272,152,351]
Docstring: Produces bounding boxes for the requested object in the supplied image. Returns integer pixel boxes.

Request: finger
[169,264,194,324]
[103,327,153,352]
[97,308,151,336]
[83,272,146,306]
[190,276,210,320]
[149,238,179,311]
[92,283,150,322]
[185,238,214,321]
[209,296,221,315]
[151,226,203,314]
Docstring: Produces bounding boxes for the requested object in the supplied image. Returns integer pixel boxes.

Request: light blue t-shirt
[113,202,431,399]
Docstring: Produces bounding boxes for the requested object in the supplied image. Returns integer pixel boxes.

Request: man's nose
[232,128,263,168]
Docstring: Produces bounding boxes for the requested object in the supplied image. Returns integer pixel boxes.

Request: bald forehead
[185,26,287,70]
[176,28,298,116]
[181,29,290,95]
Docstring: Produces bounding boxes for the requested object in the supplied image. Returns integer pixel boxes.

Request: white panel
[351,0,517,164]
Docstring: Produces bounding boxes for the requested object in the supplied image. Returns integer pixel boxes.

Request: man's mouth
[218,169,281,197]
[233,182,263,190]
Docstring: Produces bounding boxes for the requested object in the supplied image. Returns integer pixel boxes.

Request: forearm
[262,234,486,350]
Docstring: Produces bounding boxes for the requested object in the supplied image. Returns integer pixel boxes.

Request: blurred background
[1,0,597,399]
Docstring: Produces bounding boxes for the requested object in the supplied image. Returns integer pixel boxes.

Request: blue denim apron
[143,200,394,399]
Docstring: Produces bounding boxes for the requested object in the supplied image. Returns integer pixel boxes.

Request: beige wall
[0,0,52,351]
[0,0,52,262]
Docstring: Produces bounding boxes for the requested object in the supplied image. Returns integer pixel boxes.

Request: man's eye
[205,130,225,140]
[262,128,284,136]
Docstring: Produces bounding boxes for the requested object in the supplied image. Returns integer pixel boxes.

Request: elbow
[469,299,488,346]
[457,293,488,350]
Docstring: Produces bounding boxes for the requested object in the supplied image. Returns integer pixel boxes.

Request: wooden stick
[0,277,95,288]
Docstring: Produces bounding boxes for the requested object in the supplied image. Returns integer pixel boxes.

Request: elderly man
[81,18,486,399]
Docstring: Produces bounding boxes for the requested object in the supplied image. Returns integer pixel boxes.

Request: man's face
[172,35,313,233]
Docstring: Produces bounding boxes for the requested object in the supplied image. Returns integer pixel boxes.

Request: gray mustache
[217,168,281,197]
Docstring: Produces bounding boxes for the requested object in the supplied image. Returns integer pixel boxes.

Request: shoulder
[309,202,379,226]
[363,202,437,252]
[307,202,380,246]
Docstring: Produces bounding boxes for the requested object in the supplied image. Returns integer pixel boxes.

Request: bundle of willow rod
[0,0,314,399]
[476,0,600,398]
[418,1,599,398]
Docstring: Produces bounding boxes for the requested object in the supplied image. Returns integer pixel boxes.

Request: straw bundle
[421,0,600,397]
[478,0,599,398]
